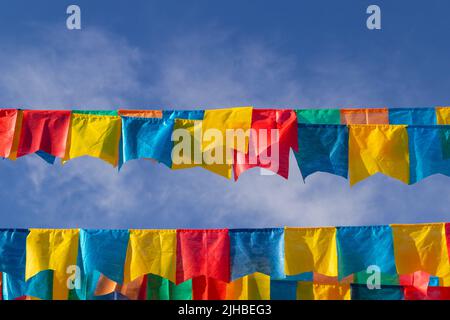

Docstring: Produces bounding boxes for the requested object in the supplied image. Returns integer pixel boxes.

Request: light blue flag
[408,125,450,183]
[389,107,437,125]
[121,117,174,168]
[229,228,284,280]
[162,110,204,120]
[351,284,404,300]
[270,280,297,300]
[337,226,396,279]
[294,124,348,179]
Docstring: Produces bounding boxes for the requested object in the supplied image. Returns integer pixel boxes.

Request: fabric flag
[408,126,450,183]
[147,274,192,300]
[350,284,404,300]
[25,229,79,300]
[124,229,177,283]
[171,119,232,179]
[294,124,348,180]
[389,107,437,125]
[118,109,162,118]
[17,110,71,158]
[297,282,350,300]
[201,107,253,154]
[399,271,431,296]
[348,125,410,185]
[163,110,205,120]
[192,276,227,300]
[391,223,450,277]
[336,226,396,279]
[93,273,146,300]
[233,109,298,180]
[284,227,338,277]
[64,114,122,166]
[0,109,18,158]
[176,229,230,284]
[121,117,174,168]
[340,108,389,124]
[404,285,450,300]
[436,106,450,124]
[229,228,284,280]
[295,109,341,124]
[225,272,270,300]
[353,271,399,286]
[73,110,118,116]
[270,280,297,300]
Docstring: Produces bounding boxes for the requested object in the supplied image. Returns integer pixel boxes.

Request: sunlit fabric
[192,276,227,300]
[295,109,341,124]
[0,109,18,158]
[391,223,450,277]
[297,282,350,300]
[17,110,71,158]
[285,227,338,277]
[162,110,205,120]
[408,126,450,183]
[404,285,450,300]
[171,119,232,179]
[124,229,177,283]
[118,109,162,118]
[121,117,174,168]
[93,273,146,300]
[350,284,404,300]
[229,228,284,280]
[202,107,253,154]
[389,107,437,125]
[225,272,270,300]
[399,271,431,296]
[353,271,399,286]
[176,229,230,284]
[73,110,118,116]
[233,109,298,180]
[340,108,389,124]
[294,124,348,179]
[270,280,297,300]
[64,114,122,166]
[348,125,410,185]
[436,106,450,124]
[147,274,192,300]
[336,226,396,279]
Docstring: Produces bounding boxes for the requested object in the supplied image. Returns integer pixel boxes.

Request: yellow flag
[172,119,232,179]
[436,106,450,124]
[391,223,450,277]
[63,114,121,166]
[123,229,177,283]
[285,227,338,277]
[201,107,252,154]
[348,125,410,186]
[226,272,270,300]
[297,282,350,300]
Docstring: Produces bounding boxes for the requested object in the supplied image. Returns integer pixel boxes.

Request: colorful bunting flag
[297,282,350,300]
[225,272,270,300]
[341,108,389,124]
[147,274,192,300]
[295,109,341,124]
[436,106,450,125]
[0,109,18,158]
[350,284,404,300]
[389,107,437,125]
[118,109,162,118]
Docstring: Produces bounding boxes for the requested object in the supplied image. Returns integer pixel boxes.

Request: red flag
[0,109,18,158]
[17,110,71,158]
[404,286,450,300]
[192,276,227,300]
[233,109,298,180]
[176,229,230,284]
[399,271,430,296]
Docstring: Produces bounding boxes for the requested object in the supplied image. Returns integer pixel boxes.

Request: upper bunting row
[0,107,448,185]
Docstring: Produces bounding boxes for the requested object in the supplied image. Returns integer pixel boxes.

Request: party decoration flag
[399,271,431,296]
[336,226,396,279]
[294,124,348,180]
[192,276,227,300]
[340,108,389,124]
[124,229,177,283]
[295,109,341,124]
[118,109,162,118]
[147,274,192,300]
[93,273,146,300]
[389,107,436,125]
[64,114,122,166]
[0,109,18,158]
[270,280,298,300]
[392,223,450,277]
[233,109,298,180]
[350,284,404,300]
[436,106,450,124]
[176,229,230,284]
[229,228,284,280]
[163,110,205,120]
[121,117,174,168]
[353,271,399,286]
[73,110,118,116]
[17,110,71,158]
[171,119,232,179]
[297,282,350,300]
[408,126,450,183]
[404,285,450,300]
[285,227,338,277]
[202,107,253,154]
[348,125,410,185]
[225,272,270,300]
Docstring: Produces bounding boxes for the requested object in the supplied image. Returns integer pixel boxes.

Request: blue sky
[0,0,448,229]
